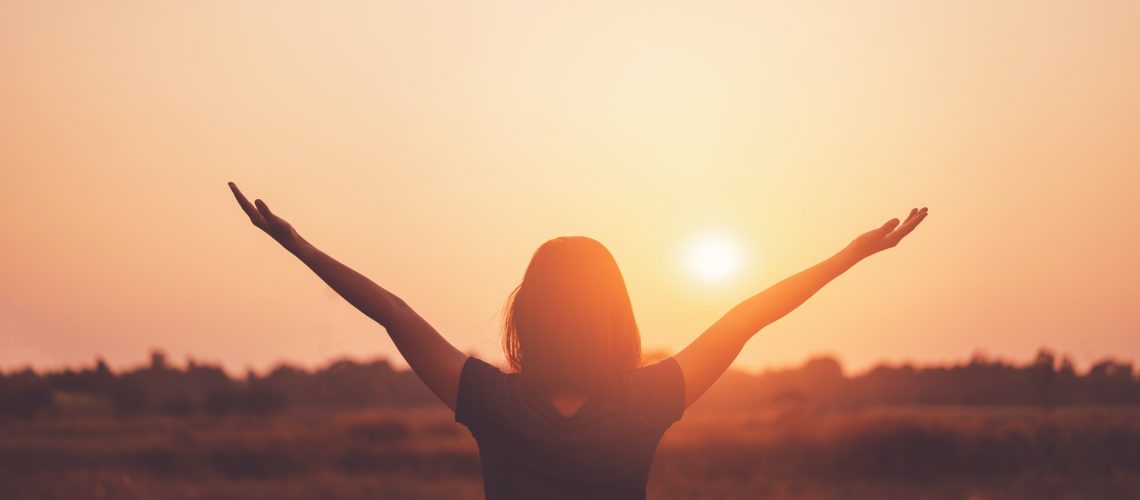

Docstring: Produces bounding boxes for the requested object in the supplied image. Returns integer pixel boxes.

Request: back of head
[503,236,642,392]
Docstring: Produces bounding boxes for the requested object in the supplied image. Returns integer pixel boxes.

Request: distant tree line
[695,348,1138,413]
[0,351,436,419]
[1,348,1136,419]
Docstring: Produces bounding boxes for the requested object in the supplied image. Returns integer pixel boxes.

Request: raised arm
[673,207,928,408]
[228,182,467,409]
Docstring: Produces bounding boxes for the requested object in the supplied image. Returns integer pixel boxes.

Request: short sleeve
[630,356,686,427]
[454,356,511,430]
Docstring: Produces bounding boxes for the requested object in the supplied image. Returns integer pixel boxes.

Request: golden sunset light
[684,233,744,283]
[4,2,1140,499]
[2,1,1137,377]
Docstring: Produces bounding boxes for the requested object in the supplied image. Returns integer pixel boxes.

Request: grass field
[3,406,1140,499]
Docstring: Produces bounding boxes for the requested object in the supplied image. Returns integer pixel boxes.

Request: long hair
[502,236,642,392]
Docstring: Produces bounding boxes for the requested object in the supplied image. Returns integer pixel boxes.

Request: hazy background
[2,0,1138,374]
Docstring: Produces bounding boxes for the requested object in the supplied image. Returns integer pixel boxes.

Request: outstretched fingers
[880,218,901,233]
[887,207,928,244]
[229,182,266,229]
[254,198,287,228]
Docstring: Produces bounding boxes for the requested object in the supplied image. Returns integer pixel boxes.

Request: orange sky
[2,1,1138,375]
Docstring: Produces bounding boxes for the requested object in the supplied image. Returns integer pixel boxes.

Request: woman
[228,182,927,499]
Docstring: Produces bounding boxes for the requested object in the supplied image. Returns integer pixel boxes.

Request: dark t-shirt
[454,356,686,500]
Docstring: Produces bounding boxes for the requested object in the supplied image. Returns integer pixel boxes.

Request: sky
[2,0,1138,375]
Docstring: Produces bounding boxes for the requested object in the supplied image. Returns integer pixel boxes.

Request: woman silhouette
[228,182,927,499]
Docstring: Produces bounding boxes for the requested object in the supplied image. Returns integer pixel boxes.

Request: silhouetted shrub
[0,370,53,419]
[204,386,240,415]
[243,382,288,414]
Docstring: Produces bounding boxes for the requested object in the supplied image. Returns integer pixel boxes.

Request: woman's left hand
[228,182,305,255]
[845,207,929,260]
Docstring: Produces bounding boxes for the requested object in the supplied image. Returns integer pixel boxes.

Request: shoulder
[458,356,513,396]
[628,357,686,427]
[460,356,505,379]
[634,356,683,382]
[454,357,515,428]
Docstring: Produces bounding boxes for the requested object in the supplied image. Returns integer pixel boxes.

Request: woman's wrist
[836,244,866,268]
[288,236,318,261]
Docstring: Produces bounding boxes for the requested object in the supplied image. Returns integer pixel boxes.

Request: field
[4,406,1140,500]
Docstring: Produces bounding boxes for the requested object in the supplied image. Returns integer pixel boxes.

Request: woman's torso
[453,356,687,500]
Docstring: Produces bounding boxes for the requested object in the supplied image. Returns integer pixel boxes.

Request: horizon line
[4,346,1131,380]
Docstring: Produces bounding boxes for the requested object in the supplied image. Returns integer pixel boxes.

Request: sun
[686,234,742,282]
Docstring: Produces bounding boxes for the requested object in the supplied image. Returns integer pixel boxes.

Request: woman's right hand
[228,182,308,256]
[845,207,929,260]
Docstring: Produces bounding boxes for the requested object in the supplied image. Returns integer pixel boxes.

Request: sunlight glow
[686,235,742,282]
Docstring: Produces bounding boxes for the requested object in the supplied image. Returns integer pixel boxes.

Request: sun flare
[686,235,742,282]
